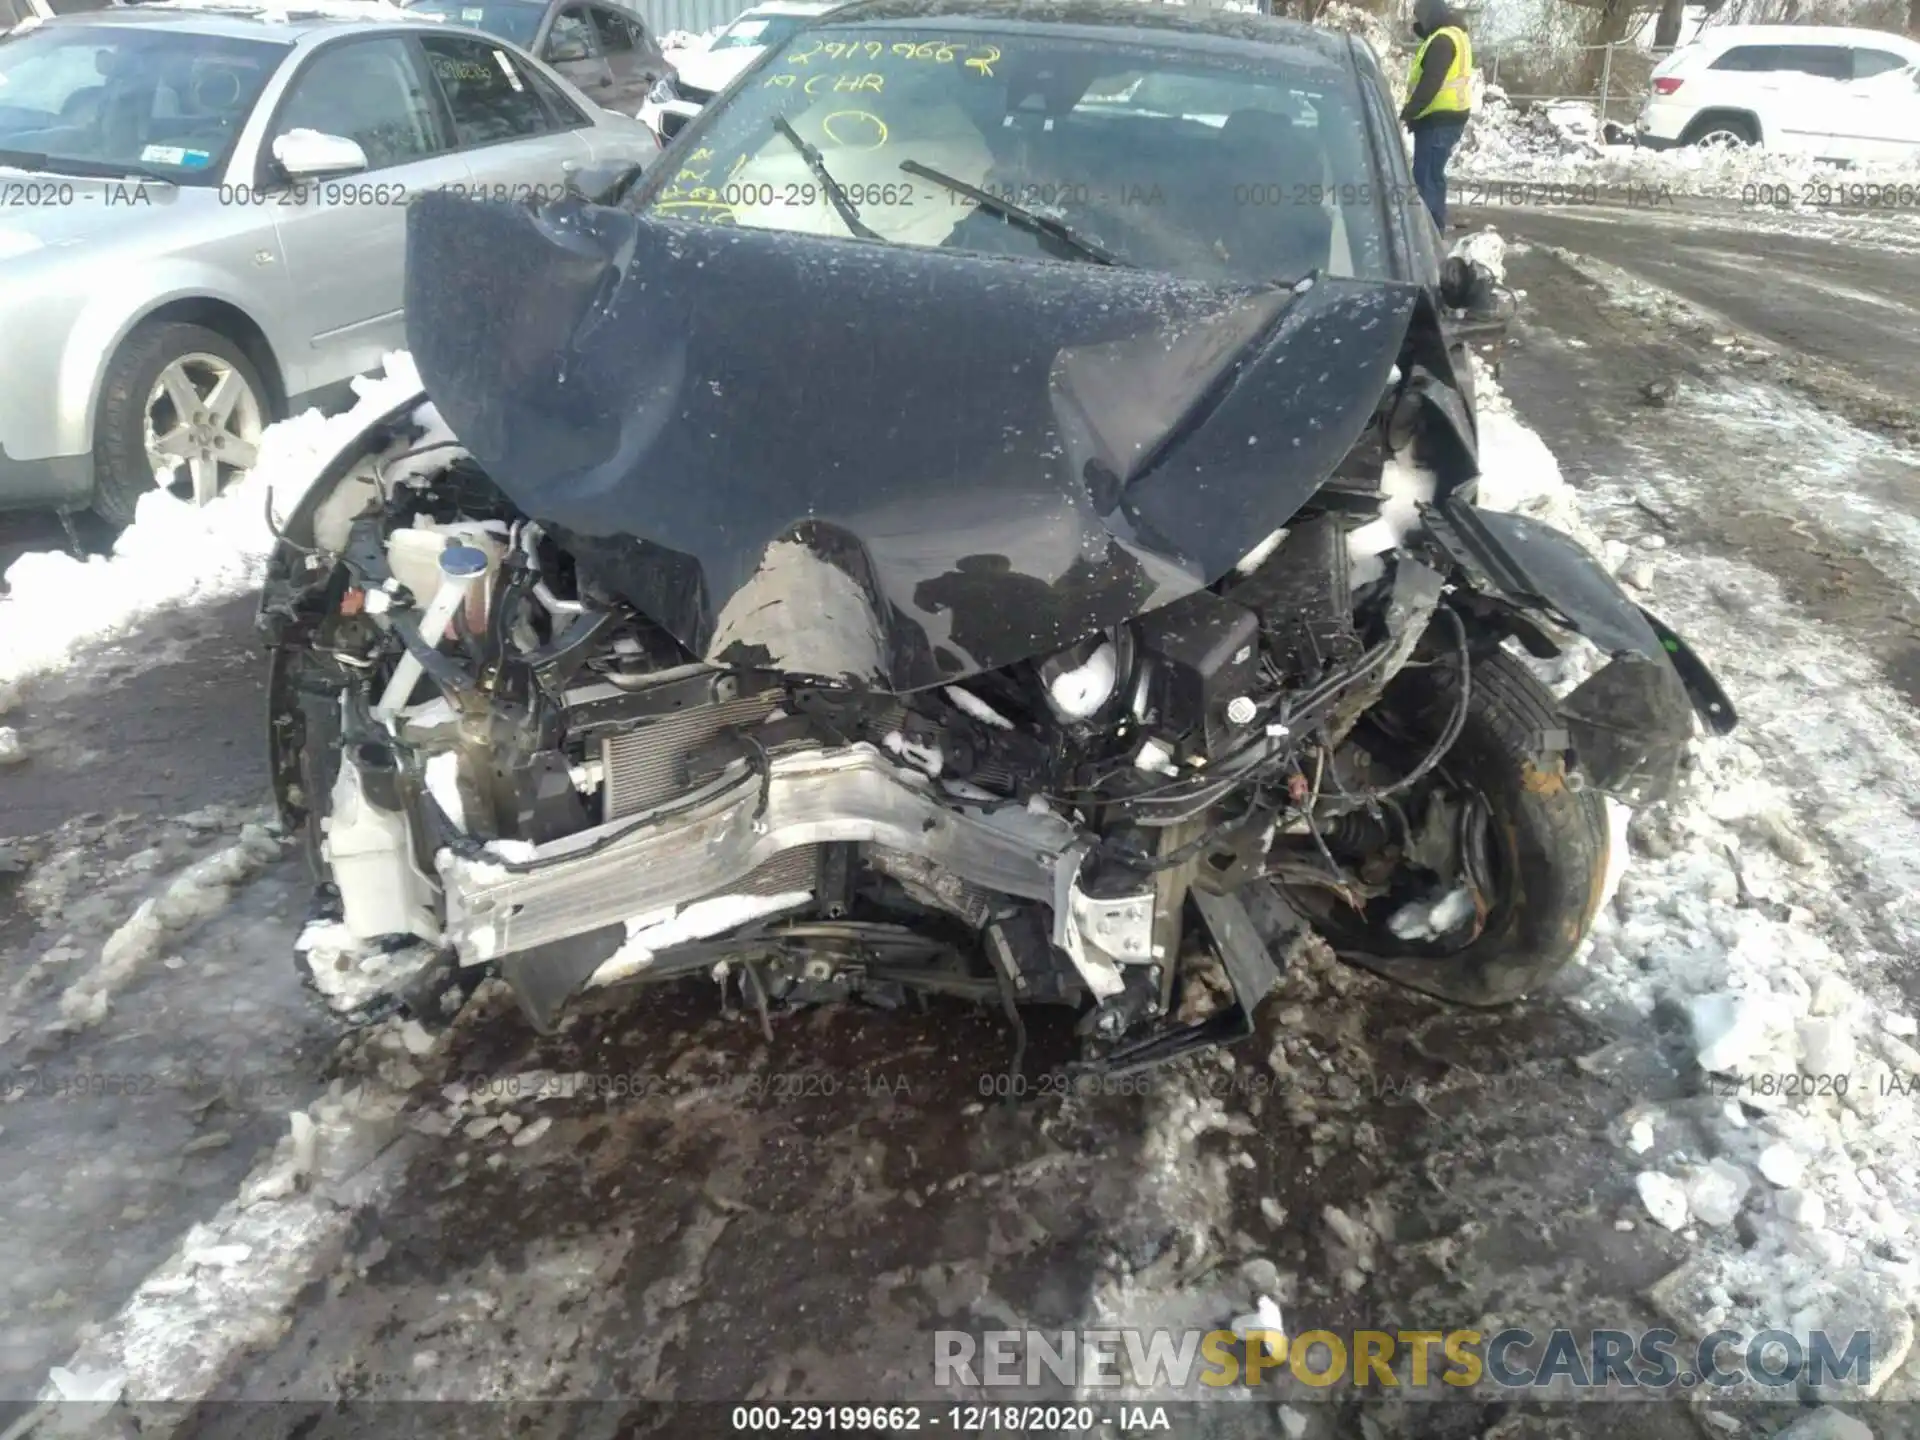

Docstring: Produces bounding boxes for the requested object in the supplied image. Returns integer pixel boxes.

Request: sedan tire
[92,321,271,527]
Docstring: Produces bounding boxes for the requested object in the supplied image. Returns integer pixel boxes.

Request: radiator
[599,690,816,900]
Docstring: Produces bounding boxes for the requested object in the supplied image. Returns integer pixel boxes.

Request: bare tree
[1653,0,1685,46]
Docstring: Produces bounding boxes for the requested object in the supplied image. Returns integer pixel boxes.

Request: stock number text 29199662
[729,1404,1155,1431]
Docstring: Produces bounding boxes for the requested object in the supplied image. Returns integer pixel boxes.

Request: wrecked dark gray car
[259,0,1735,1070]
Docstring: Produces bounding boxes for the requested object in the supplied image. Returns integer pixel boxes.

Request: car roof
[806,0,1352,57]
[36,0,496,39]
[1691,23,1920,49]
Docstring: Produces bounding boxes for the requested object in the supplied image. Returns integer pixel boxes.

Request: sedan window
[420,32,552,145]
[0,25,284,182]
[520,59,590,127]
[270,37,442,168]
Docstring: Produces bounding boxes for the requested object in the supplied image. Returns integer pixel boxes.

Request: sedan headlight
[646,74,679,106]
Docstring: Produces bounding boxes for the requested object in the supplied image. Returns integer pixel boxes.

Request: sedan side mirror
[1439,254,1496,311]
[272,128,369,180]
[564,158,646,204]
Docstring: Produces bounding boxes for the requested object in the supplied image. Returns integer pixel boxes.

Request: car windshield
[640,22,1391,284]
[0,25,285,183]
[406,0,544,48]
[710,12,815,52]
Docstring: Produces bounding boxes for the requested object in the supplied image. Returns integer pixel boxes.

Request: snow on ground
[29,1037,420,1425]
[1312,1,1398,74]
[0,354,427,693]
[17,228,1920,1410]
[1458,88,1920,216]
[1464,230,1920,1394]
[659,24,721,56]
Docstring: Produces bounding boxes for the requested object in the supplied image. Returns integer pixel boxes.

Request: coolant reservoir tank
[387,524,506,615]
[387,528,451,609]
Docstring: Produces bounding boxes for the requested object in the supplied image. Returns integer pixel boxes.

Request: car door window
[1775,46,1850,79]
[1852,49,1909,80]
[543,8,596,64]
[588,7,635,57]
[1709,46,1766,71]
[522,61,591,128]
[419,32,552,146]
[270,37,443,170]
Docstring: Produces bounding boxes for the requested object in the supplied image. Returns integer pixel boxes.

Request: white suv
[1636,24,1920,163]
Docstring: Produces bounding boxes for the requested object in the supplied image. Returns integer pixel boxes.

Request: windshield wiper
[899,158,1126,267]
[770,115,880,242]
[0,149,179,185]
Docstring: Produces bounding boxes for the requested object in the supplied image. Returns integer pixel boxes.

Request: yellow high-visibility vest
[1407,26,1474,120]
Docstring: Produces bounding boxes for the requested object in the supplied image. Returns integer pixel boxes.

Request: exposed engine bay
[261,405,1731,1071]
[259,195,1736,1072]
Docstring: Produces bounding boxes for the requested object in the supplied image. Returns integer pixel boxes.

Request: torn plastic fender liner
[1557,652,1697,806]
[1420,497,1735,726]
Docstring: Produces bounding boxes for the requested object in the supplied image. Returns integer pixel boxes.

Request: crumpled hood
[403,190,1424,691]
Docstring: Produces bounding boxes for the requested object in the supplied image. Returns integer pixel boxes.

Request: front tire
[92,322,270,527]
[1282,647,1611,1006]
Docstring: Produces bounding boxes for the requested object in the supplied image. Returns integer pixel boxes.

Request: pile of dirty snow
[1457,88,1920,210]
[1458,229,1920,1399]
[0,354,437,692]
[1313,0,1400,73]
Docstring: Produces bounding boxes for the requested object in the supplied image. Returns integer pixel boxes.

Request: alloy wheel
[144,352,266,507]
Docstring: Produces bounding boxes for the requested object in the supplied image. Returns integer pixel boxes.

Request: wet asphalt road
[1459,203,1920,435]
[2,205,1918,1438]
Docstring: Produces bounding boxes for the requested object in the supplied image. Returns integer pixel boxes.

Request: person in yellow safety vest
[1400,0,1473,234]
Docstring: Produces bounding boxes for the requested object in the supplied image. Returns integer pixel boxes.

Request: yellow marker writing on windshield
[821,111,889,150]
[965,44,1000,77]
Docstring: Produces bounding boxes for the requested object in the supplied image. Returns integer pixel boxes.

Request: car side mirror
[565,157,646,204]
[547,36,590,62]
[1439,254,1495,311]
[272,128,368,180]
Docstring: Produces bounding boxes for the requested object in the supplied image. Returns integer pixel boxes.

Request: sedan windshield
[641,23,1392,284]
[405,0,544,48]
[0,25,285,183]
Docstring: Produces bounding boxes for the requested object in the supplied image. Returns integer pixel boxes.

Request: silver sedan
[0,6,659,523]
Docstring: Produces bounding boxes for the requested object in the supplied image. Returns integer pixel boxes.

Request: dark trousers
[1411,116,1468,232]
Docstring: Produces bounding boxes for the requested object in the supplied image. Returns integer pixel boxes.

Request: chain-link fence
[1482,40,1680,129]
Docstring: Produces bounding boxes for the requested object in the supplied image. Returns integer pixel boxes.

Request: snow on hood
[0,353,430,690]
[668,42,766,93]
[659,23,721,56]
